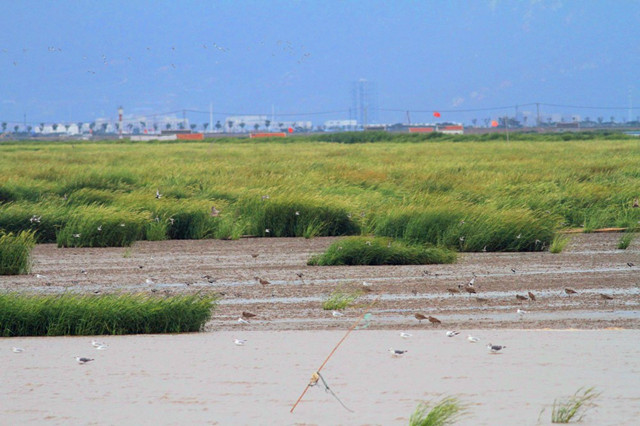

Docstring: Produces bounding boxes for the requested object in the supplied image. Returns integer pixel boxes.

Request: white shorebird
[35,274,48,279]
[155,189,162,199]
[446,330,460,337]
[91,340,105,348]
[12,347,24,353]
[237,317,250,324]
[467,335,480,343]
[399,332,412,339]
[517,308,527,317]
[389,348,407,357]
[145,278,154,285]
[468,276,476,287]
[76,356,94,364]
[234,339,247,346]
[331,311,343,317]
[487,343,506,353]
[95,345,108,350]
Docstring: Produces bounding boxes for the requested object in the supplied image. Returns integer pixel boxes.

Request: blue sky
[1,0,639,127]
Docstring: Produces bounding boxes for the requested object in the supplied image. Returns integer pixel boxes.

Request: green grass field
[1,134,638,251]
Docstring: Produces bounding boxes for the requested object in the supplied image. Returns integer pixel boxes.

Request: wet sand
[2,330,639,425]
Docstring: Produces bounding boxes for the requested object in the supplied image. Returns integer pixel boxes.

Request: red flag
[433,111,441,118]
[288,127,294,133]
[491,120,499,127]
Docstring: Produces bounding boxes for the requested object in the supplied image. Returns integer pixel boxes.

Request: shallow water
[2,330,639,425]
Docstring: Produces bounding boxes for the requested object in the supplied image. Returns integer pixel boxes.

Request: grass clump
[617,232,635,250]
[0,230,36,275]
[409,396,468,426]
[375,206,555,252]
[0,292,217,336]
[308,236,456,266]
[550,387,600,423]
[322,287,362,310]
[237,197,359,238]
[56,205,147,247]
[550,234,571,253]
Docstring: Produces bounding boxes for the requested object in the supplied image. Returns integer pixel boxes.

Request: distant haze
[1,1,638,126]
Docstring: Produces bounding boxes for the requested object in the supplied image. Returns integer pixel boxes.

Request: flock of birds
[388,330,506,357]
[11,339,107,365]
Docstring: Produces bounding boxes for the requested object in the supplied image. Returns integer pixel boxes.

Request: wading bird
[75,356,94,364]
[389,348,407,357]
[428,316,441,325]
[487,343,506,353]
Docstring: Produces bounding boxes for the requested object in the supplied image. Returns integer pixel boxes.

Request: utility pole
[182,109,186,130]
[209,103,213,133]
[118,106,123,139]
[406,110,411,125]
[505,115,510,142]
[536,103,540,129]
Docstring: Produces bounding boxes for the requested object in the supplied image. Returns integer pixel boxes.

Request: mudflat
[3,233,639,330]
[2,232,639,424]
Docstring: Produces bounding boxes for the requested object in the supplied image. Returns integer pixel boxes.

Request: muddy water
[2,330,639,425]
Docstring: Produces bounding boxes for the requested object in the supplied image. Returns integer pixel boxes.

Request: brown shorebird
[251,253,259,259]
[564,288,577,295]
[599,293,613,301]
[528,291,536,301]
[414,313,427,323]
[255,277,270,286]
[447,287,460,295]
[516,294,528,301]
[475,297,488,303]
[465,286,477,295]
[428,316,441,325]
[242,311,257,319]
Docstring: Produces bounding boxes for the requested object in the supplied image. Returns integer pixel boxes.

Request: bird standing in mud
[564,288,577,296]
[414,313,427,323]
[255,277,270,286]
[487,343,506,353]
[428,316,441,325]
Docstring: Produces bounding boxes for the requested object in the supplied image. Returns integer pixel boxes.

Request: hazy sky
[1,0,639,126]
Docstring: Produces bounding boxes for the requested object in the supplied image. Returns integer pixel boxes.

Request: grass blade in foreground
[550,387,600,423]
[0,293,217,336]
[308,236,456,266]
[409,396,468,426]
[0,230,36,275]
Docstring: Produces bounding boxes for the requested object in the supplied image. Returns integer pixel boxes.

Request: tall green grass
[409,396,468,426]
[0,293,216,336]
[308,236,457,266]
[374,205,555,252]
[1,137,639,249]
[0,230,36,275]
[56,205,147,247]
